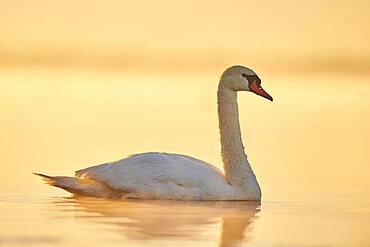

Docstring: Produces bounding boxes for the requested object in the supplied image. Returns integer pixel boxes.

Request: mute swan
[35,65,273,201]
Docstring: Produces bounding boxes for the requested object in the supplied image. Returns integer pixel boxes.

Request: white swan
[35,65,273,201]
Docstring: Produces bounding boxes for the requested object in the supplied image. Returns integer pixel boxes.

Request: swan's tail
[33,172,112,197]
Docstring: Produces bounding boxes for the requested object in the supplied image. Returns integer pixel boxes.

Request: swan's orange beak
[249,80,273,101]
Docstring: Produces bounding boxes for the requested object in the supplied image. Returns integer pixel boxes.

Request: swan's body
[35,65,273,201]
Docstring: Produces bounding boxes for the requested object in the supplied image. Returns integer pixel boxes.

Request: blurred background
[1,0,369,194]
[0,1,370,246]
[1,0,370,74]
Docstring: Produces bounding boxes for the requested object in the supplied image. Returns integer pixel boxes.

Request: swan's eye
[241,73,249,83]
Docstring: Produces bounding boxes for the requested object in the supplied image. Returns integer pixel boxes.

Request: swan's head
[220,65,273,101]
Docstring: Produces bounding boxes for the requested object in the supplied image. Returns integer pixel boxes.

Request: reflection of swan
[52,197,260,246]
[35,65,273,200]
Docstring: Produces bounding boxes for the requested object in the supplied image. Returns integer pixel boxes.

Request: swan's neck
[217,84,261,199]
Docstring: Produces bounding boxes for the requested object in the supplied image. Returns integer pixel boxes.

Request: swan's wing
[75,152,229,200]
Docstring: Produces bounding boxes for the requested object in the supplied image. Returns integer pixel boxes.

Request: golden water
[0,68,369,246]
